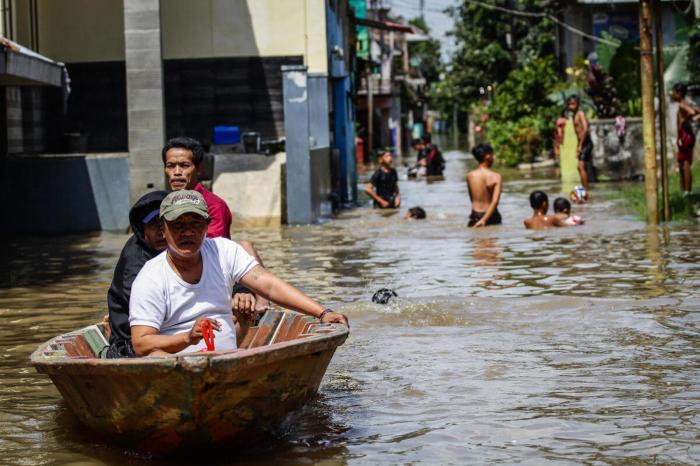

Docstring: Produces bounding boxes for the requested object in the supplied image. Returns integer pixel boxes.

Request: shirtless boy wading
[467,144,502,227]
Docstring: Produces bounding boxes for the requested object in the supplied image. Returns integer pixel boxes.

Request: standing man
[129,190,348,356]
[671,83,700,194]
[162,137,232,239]
[566,95,593,191]
[466,144,502,227]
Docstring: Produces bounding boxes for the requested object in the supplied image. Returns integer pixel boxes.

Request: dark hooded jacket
[106,191,168,358]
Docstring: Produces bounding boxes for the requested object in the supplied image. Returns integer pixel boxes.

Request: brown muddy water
[1,148,699,465]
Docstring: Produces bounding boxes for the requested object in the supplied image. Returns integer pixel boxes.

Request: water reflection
[1,146,699,464]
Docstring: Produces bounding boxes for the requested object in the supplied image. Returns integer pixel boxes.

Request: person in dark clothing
[366,150,400,208]
[106,191,168,358]
[422,133,445,177]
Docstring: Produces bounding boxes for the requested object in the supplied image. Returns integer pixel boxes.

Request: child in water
[524,191,563,229]
[366,149,400,209]
[553,197,584,226]
[405,206,426,220]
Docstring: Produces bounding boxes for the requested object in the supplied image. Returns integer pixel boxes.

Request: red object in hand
[200,320,215,352]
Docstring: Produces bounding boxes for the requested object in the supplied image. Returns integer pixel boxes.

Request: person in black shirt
[422,133,445,177]
[106,191,168,357]
[366,150,400,208]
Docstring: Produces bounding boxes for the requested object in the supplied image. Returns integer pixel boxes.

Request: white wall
[160,0,327,72]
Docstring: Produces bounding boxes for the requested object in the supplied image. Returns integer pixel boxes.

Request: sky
[389,0,460,61]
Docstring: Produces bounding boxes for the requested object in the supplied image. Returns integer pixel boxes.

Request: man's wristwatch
[318,308,334,321]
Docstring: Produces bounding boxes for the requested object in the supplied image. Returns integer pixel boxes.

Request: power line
[452,0,620,47]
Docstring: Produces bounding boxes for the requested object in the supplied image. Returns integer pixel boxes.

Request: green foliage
[608,41,641,105]
[685,19,700,85]
[619,163,700,221]
[443,0,563,107]
[484,56,561,166]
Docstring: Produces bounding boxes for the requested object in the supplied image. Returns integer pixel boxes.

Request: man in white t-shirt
[129,190,348,356]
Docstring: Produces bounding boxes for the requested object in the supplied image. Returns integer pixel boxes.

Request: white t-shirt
[129,237,258,354]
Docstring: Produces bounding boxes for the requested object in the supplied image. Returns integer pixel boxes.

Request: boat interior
[37,311,337,359]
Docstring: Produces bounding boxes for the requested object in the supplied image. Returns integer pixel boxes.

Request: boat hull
[31,313,348,452]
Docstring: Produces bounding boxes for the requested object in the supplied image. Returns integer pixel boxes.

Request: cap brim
[161,206,211,222]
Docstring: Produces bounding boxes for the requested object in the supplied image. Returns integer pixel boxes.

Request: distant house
[559,0,695,67]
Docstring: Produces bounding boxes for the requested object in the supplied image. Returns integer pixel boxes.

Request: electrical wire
[449,0,621,47]
[671,0,693,15]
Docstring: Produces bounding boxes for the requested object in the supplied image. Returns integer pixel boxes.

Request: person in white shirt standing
[129,190,348,356]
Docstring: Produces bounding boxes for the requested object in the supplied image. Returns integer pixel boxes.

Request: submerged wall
[5,153,130,235]
[589,117,644,181]
[211,152,286,226]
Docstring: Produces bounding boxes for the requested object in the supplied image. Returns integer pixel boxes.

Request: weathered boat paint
[30,311,348,453]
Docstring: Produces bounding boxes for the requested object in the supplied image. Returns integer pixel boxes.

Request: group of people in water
[364,134,585,230]
[105,137,348,359]
[367,80,700,228]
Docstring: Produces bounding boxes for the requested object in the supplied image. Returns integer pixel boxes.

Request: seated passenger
[553,197,584,226]
[106,191,168,358]
[524,190,564,229]
[129,190,348,356]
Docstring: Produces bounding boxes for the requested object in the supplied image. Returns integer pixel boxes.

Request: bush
[484,56,561,166]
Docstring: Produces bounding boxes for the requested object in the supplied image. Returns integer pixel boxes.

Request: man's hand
[187,318,221,346]
[232,293,258,324]
[321,311,349,327]
[474,218,486,228]
[233,292,255,313]
[378,198,390,208]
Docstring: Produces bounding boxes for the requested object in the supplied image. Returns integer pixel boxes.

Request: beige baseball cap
[159,190,210,222]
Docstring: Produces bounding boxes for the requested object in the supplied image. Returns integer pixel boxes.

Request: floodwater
[1,145,699,465]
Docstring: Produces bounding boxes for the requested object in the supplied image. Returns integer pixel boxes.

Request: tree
[445,0,562,105]
[407,17,442,85]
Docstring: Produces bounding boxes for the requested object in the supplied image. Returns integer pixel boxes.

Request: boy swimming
[553,197,584,226]
[524,191,563,229]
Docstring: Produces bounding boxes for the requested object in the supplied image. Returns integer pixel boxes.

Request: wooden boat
[30,310,348,453]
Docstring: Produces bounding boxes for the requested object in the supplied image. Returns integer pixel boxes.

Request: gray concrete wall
[282,66,332,224]
[589,117,644,181]
[124,0,166,203]
[211,152,286,226]
[5,153,130,234]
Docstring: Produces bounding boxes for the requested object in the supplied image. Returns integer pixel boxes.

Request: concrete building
[559,0,693,68]
[1,0,358,234]
[352,1,413,163]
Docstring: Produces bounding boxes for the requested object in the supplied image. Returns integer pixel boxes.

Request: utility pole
[639,0,659,225]
[654,0,670,222]
[367,64,373,158]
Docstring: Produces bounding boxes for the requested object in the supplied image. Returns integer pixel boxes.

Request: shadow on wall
[3,154,130,235]
[162,2,302,143]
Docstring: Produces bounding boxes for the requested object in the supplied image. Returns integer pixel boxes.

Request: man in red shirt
[162,137,232,238]
[162,137,269,314]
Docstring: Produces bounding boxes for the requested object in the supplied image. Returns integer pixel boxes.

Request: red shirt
[194,183,232,239]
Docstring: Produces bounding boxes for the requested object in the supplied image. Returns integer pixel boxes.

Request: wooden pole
[639,0,659,225]
[654,0,670,222]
